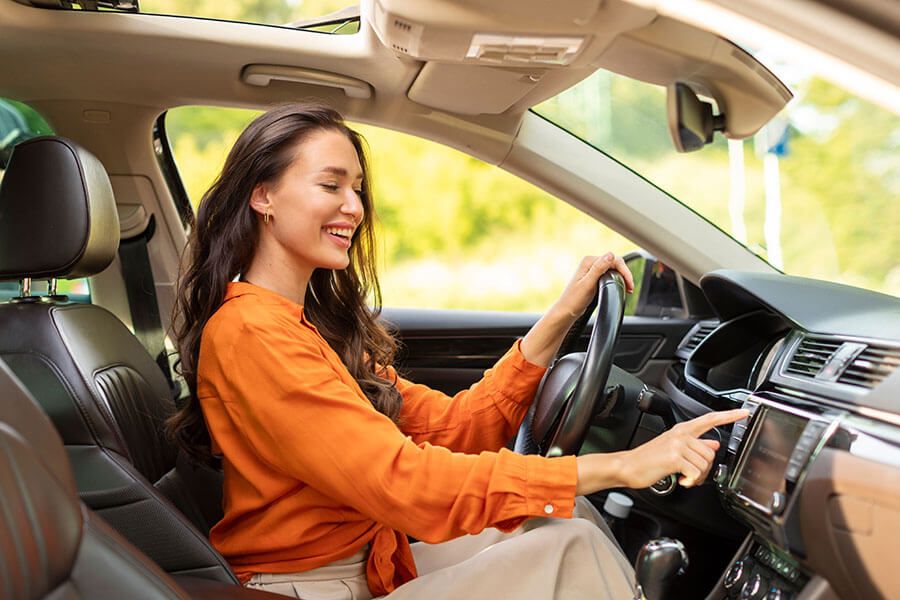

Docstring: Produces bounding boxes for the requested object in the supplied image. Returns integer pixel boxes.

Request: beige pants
[245,498,635,600]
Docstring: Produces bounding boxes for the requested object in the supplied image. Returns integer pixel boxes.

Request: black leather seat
[0,357,279,599]
[0,136,234,583]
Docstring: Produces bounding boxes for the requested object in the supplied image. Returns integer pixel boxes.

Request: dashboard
[667,270,900,600]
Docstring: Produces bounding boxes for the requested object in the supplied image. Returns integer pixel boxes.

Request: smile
[324,226,353,248]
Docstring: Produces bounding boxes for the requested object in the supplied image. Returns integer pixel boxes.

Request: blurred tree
[141,0,353,24]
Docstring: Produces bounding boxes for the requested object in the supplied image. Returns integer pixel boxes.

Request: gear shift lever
[633,538,689,600]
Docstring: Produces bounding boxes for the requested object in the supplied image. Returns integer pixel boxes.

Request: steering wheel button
[543,503,554,514]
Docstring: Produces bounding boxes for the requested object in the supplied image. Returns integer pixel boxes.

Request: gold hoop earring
[264,211,269,224]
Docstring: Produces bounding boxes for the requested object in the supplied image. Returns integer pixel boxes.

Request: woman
[168,103,745,599]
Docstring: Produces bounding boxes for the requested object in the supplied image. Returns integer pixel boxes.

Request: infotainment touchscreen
[734,407,807,512]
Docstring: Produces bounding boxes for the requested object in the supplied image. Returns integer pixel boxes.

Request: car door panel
[383,307,695,395]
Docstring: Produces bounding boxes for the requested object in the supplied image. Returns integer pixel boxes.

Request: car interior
[0,1,898,599]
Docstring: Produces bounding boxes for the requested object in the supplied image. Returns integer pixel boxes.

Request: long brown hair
[167,103,401,465]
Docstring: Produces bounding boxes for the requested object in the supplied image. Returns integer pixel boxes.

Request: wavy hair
[166,103,401,465]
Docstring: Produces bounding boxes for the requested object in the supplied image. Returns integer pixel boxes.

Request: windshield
[534,50,899,297]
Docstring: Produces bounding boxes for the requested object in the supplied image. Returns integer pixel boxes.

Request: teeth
[325,227,353,238]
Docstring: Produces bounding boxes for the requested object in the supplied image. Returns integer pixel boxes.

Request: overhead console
[370,0,790,138]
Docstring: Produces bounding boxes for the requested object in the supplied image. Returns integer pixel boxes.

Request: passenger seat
[0,357,278,599]
[0,136,233,583]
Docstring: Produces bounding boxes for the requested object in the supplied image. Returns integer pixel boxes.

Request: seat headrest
[0,136,119,281]
[0,358,76,496]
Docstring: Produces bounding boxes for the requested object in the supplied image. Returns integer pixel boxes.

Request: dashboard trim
[773,331,900,405]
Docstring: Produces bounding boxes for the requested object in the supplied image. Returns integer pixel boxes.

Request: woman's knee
[529,516,609,550]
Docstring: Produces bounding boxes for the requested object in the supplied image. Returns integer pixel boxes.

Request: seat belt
[118,214,176,392]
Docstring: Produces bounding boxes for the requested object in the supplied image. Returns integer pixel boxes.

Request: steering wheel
[515,271,626,457]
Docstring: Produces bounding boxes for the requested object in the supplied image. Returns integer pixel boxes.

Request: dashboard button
[806,421,826,434]
[785,462,801,481]
[766,587,786,600]
[795,438,816,455]
[740,573,768,600]
[649,474,677,496]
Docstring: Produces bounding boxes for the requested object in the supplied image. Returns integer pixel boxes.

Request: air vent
[837,344,900,389]
[785,337,841,378]
[679,322,718,354]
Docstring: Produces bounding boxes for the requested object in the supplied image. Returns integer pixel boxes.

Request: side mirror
[623,251,685,318]
[666,82,726,153]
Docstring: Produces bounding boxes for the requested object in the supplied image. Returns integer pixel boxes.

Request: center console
[711,395,845,599]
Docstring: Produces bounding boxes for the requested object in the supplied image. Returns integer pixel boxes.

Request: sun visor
[408,63,546,115]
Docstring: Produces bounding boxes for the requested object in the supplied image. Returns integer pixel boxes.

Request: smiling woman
[162,100,744,600]
[245,129,366,289]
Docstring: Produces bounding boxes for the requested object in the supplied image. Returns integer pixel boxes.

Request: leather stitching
[50,305,131,457]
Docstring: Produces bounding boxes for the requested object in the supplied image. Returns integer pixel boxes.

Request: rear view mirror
[666,82,725,152]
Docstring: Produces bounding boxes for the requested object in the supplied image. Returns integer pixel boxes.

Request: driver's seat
[0,136,234,583]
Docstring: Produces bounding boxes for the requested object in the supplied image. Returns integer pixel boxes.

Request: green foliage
[140,0,353,25]
[537,72,899,297]
[2,99,53,137]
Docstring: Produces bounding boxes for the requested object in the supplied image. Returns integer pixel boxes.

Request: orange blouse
[196,282,578,595]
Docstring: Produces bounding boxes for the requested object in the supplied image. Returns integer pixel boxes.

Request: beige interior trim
[374,0,791,131]
[626,0,900,113]
[595,17,792,138]
[801,447,900,600]
[408,63,542,115]
[242,65,374,99]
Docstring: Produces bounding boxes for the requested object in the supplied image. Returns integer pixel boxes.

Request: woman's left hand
[520,253,634,367]
[550,253,634,322]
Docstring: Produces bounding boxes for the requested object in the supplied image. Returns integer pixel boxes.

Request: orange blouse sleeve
[389,341,547,454]
[213,311,577,544]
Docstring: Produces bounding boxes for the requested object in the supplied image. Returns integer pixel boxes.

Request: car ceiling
[0,0,796,156]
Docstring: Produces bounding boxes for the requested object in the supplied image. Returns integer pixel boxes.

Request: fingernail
[603,252,613,261]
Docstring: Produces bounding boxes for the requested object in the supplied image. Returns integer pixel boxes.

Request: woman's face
[258,128,365,275]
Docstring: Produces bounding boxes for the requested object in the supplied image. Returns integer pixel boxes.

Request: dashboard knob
[740,573,768,600]
[714,463,729,486]
[723,558,750,595]
[649,474,677,496]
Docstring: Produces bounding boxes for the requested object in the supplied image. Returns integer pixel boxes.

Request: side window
[0,99,91,303]
[166,106,639,313]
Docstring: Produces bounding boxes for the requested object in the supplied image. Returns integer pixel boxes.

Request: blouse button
[543,503,554,514]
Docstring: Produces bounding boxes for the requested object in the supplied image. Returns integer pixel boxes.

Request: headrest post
[48,278,58,296]
[19,277,32,297]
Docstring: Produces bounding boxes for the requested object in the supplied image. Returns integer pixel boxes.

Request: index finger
[611,255,635,293]
[683,409,749,437]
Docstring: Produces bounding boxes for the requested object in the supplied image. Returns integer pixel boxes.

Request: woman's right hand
[575,408,749,495]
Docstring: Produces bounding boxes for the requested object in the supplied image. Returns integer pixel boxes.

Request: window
[0,99,90,303]
[39,1,361,33]
[165,106,639,312]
